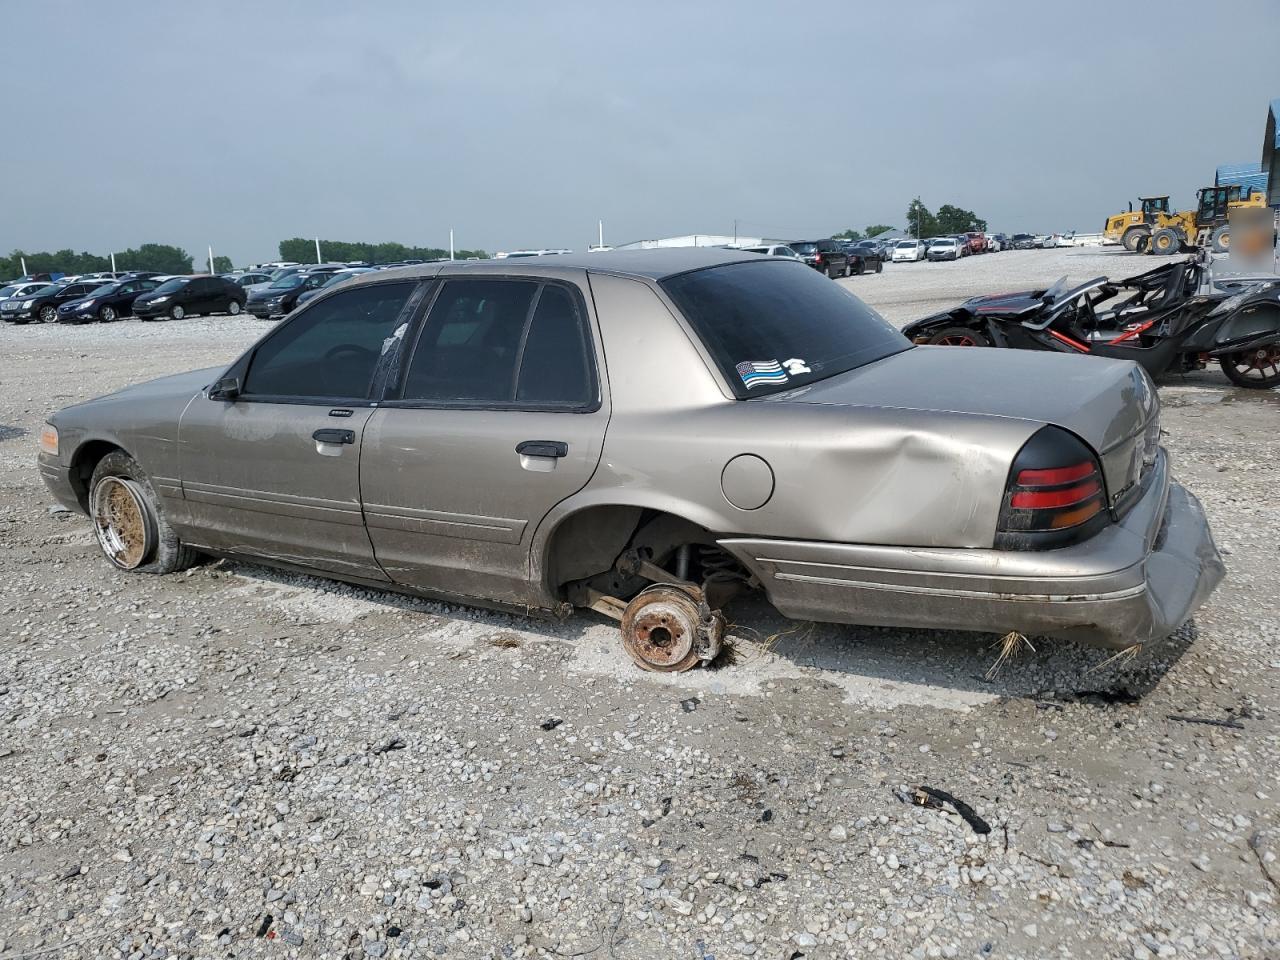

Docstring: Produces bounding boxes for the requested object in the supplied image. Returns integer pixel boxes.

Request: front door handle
[516,440,567,459]
[313,428,355,445]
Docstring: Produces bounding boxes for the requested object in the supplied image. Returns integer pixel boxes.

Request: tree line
[278,238,488,264]
[833,199,987,242]
[1,244,196,279]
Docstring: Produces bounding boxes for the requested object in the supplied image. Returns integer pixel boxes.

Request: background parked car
[226,271,273,289]
[891,239,926,262]
[246,270,334,319]
[56,277,163,324]
[0,281,49,310]
[953,234,972,256]
[1,280,104,323]
[1010,233,1036,250]
[926,237,962,261]
[963,232,986,255]
[740,244,803,260]
[843,240,886,273]
[132,275,247,321]
[293,267,377,309]
[788,239,850,278]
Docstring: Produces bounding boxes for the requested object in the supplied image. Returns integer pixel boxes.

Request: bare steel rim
[620,586,709,673]
[90,476,157,570]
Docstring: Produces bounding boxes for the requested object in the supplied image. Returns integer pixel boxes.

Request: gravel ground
[1,248,1277,960]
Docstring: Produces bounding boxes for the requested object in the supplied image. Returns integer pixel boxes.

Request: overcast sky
[3,1,1277,264]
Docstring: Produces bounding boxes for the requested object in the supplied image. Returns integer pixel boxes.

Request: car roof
[348,247,763,284]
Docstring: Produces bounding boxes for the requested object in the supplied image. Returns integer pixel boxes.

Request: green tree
[211,255,234,274]
[2,244,191,279]
[279,237,488,265]
[935,204,987,234]
[905,199,938,239]
[116,244,194,274]
[832,228,863,241]
[863,224,895,239]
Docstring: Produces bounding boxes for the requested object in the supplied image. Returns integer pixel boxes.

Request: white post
[111,252,117,273]
[314,238,322,264]
[449,229,455,261]
[208,245,215,274]
[598,220,604,248]
[21,256,27,275]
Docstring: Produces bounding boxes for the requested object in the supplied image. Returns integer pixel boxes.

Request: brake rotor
[620,585,718,673]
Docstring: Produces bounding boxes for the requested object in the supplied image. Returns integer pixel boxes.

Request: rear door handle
[516,440,567,458]
[313,428,355,445]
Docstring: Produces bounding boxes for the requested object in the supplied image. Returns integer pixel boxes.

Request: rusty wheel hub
[91,476,156,570]
[620,585,723,673]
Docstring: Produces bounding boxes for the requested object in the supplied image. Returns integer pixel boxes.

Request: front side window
[243,281,416,400]
[153,278,188,295]
[400,278,594,407]
[661,260,910,399]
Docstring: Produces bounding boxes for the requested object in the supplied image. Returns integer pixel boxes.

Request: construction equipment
[1103,196,1172,252]
[1105,187,1266,255]
[1145,186,1266,255]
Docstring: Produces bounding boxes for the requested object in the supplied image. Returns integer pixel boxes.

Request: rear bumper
[719,454,1224,650]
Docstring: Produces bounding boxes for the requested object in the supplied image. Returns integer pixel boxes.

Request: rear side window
[400,278,595,408]
[661,260,910,399]
[243,282,416,400]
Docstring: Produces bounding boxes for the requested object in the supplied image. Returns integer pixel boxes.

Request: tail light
[995,426,1110,550]
[814,254,824,265]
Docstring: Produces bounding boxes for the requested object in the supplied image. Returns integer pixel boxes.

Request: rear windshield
[896,240,916,248]
[661,260,910,399]
[789,242,817,254]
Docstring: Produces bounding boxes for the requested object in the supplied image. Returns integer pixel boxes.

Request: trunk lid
[766,346,1159,508]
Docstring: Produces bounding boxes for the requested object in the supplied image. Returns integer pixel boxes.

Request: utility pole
[449,229,455,261]
[598,219,604,249]
[20,256,27,276]
[314,238,322,264]
[111,252,117,273]
[734,219,738,245]
[208,245,215,274]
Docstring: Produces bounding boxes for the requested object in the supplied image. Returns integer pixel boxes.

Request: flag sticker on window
[735,359,789,389]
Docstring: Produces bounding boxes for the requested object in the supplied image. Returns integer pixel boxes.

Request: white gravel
[1,248,1278,959]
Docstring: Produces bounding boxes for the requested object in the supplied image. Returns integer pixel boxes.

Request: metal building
[1264,98,1280,207]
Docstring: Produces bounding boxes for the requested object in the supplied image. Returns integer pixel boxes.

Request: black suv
[132,276,247,321]
[1,280,105,323]
[788,239,850,279]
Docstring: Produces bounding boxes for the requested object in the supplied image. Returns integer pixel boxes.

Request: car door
[360,274,609,606]
[175,280,422,579]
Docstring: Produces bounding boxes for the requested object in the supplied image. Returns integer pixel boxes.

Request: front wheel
[89,451,200,573]
[1221,347,1280,389]
[99,305,116,323]
[927,325,990,347]
[39,305,57,323]
[874,258,883,273]
[1150,228,1181,255]
[228,300,242,316]
[1210,225,1230,254]
[168,304,185,321]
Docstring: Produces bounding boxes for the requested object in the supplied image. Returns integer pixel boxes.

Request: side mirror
[209,376,240,401]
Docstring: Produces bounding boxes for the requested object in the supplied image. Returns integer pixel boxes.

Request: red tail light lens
[996,427,1109,550]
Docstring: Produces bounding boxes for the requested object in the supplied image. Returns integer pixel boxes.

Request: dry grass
[1086,642,1142,674]
[985,631,1035,681]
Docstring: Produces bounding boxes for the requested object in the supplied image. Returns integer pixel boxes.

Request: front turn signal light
[38,424,59,457]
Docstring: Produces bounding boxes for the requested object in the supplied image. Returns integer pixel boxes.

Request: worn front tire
[927,325,990,347]
[89,451,200,574]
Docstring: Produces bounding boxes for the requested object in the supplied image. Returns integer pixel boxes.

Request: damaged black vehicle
[902,255,1280,389]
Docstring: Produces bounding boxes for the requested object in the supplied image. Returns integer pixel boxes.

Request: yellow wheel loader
[1145,186,1267,255]
[1103,196,1171,252]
